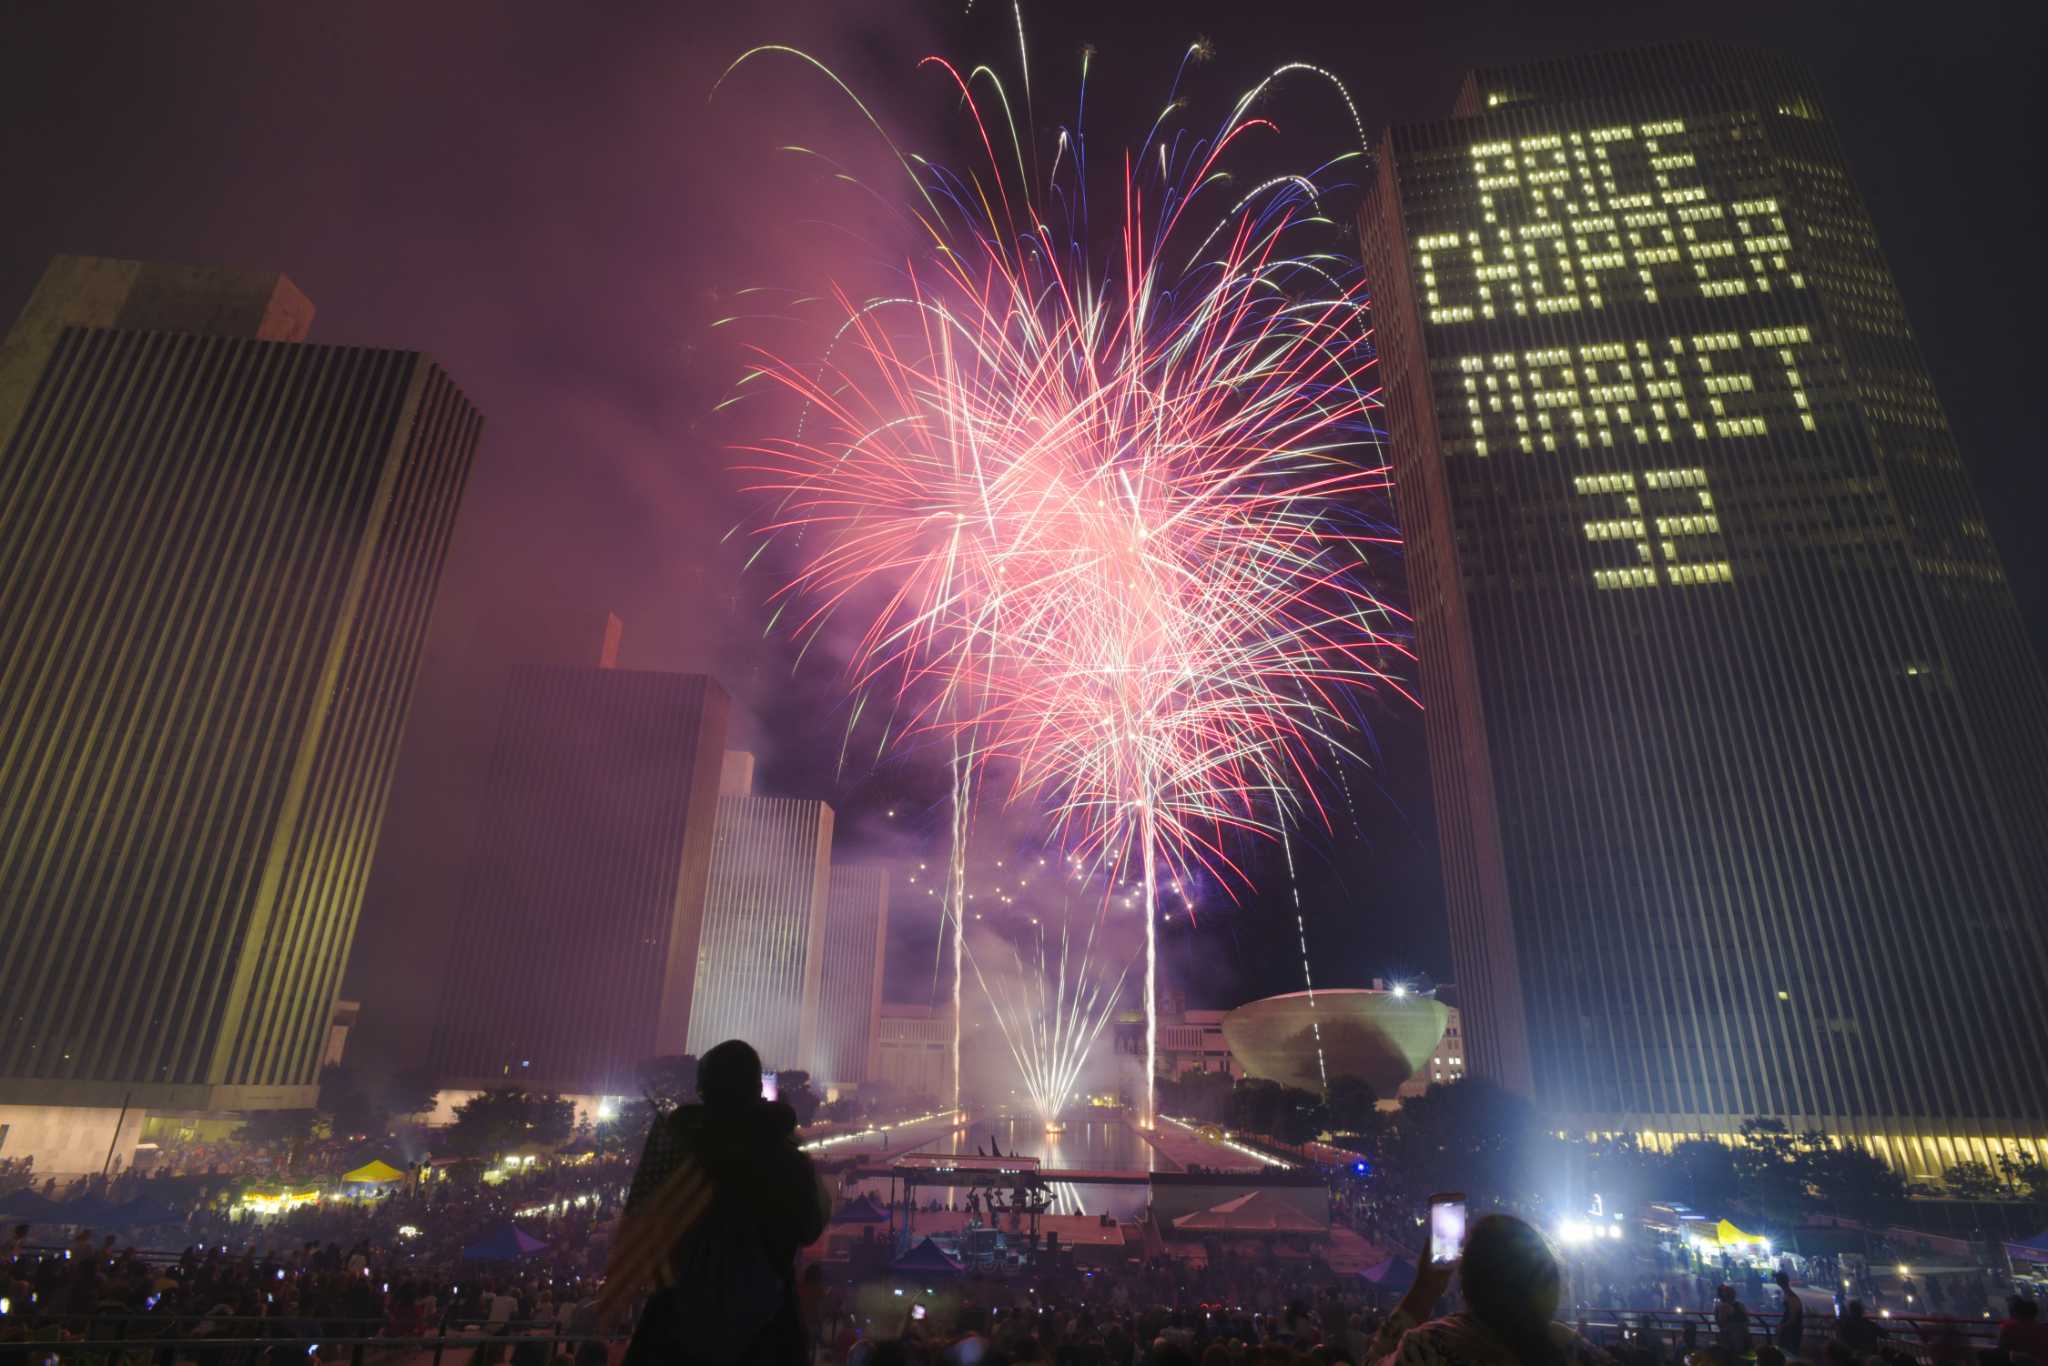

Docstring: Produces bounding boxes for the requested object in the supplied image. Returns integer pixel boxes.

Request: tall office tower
[814,866,890,1085]
[874,1002,957,1103]
[429,667,728,1095]
[687,760,834,1070]
[0,256,478,1169]
[1358,42,2048,1175]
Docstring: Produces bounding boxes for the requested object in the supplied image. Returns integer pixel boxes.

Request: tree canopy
[445,1089,576,1158]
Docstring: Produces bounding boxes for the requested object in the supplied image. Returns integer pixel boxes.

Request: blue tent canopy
[1361,1255,1417,1289]
[2007,1230,2048,1262]
[461,1223,549,1261]
[831,1193,890,1225]
[889,1236,963,1275]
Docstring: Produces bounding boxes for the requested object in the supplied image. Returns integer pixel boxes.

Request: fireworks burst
[967,905,1134,1126]
[724,18,1410,1125]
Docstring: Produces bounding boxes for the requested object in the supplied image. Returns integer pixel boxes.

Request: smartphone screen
[1429,1193,1467,1264]
[760,1071,778,1102]
[911,1304,927,1321]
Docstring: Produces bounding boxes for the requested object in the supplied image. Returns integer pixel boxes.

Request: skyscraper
[815,866,890,1085]
[1357,41,2048,1175]
[428,666,728,1096]
[687,760,834,1071]
[0,255,478,1168]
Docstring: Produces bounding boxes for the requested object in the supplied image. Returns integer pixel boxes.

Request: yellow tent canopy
[239,1188,322,1214]
[1716,1218,1766,1246]
[342,1159,407,1184]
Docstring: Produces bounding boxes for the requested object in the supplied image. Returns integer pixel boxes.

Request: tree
[445,1089,575,1158]
[637,1055,699,1111]
[1582,1134,1679,1215]
[1268,1086,1327,1146]
[855,1078,901,1117]
[1668,1137,1742,1211]
[318,1064,387,1139]
[239,1109,320,1146]
[1805,1141,1905,1229]
[1943,1161,2003,1201]
[1730,1118,1816,1237]
[388,1065,442,1118]
[1362,1078,1546,1211]
[529,1093,575,1145]
[1156,1069,1234,1124]
[1228,1078,1288,1138]
[1323,1076,1379,1138]
[604,1100,661,1155]
[1997,1151,2048,1205]
[776,1069,822,1126]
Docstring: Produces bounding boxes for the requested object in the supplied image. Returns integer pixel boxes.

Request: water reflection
[831,1113,1160,1220]
[936,1114,1155,1169]
[935,1114,1155,1219]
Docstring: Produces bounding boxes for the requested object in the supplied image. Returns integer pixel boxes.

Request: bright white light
[1557,1219,1594,1245]
[1391,983,1408,999]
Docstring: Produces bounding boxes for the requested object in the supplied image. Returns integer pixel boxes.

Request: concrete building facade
[428,668,728,1095]
[814,866,889,1086]
[0,255,478,1170]
[685,764,834,1071]
[1357,42,2048,1173]
[875,1003,956,1104]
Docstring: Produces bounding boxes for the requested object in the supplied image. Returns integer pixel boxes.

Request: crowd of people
[0,1153,639,1360]
[4,1038,2042,1366]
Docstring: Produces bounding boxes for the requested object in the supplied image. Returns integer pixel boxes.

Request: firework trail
[724,18,1410,1126]
[966,902,1135,1126]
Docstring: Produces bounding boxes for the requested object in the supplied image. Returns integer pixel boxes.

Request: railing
[1572,1308,2002,1363]
[1,1318,579,1338]
[0,1329,629,1366]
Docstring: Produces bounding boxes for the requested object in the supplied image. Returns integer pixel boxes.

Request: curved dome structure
[1222,989,1449,1095]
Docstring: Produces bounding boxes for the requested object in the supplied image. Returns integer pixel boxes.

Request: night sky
[4,1,2041,1073]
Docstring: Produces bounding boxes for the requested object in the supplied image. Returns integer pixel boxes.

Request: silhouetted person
[1774,1272,1804,1356]
[1999,1298,2048,1363]
[1714,1284,1751,1364]
[1370,1212,1612,1366]
[1835,1302,1886,1354]
[604,1038,830,1366]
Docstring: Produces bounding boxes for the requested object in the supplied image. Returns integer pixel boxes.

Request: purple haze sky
[3,0,2041,1071]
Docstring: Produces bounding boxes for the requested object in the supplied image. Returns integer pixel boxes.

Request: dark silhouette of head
[1459,1215,1562,1361]
[1846,1300,1866,1319]
[1775,1271,1792,1291]
[2015,1298,2041,1323]
[698,1039,763,1107]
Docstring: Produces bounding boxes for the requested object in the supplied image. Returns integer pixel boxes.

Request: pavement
[1142,1119,1271,1173]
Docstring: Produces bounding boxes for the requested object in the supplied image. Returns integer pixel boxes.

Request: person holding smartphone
[1365,1196,1614,1366]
